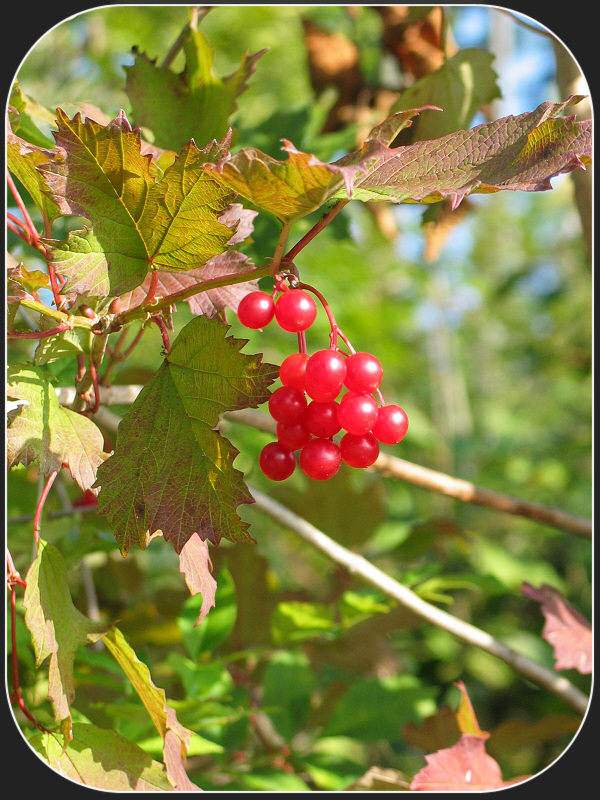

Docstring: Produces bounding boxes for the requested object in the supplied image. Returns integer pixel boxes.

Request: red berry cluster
[236,280,408,482]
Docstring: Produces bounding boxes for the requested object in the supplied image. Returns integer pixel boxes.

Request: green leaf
[124,26,265,152]
[178,567,237,658]
[8,82,56,147]
[7,364,109,491]
[102,626,200,791]
[324,675,437,742]
[334,98,591,207]
[271,601,337,644]
[29,723,172,790]
[391,48,501,140]
[22,539,108,721]
[262,650,317,740]
[39,110,237,296]
[94,316,277,554]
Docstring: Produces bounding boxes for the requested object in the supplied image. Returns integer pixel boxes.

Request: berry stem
[297,330,307,354]
[7,322,71,340]
[268,221,294,278]
[282,199,350,263]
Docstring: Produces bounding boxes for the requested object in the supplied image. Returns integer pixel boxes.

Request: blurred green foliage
[8,5,591,790]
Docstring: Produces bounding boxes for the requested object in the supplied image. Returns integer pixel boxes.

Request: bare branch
[53,389,592,539]
[249,487,589,716]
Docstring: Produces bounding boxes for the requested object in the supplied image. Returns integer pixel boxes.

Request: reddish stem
[7,171,39,243]
[122,326,146,360]
[8,322,71,340]
[297,331,307,354]
[151,316,171,352]
[294,280,343,350]
[33,470,58,544]
[144,270,159,306]
[7,219,32,244]
[9,583,49,732]
[7,211,29,233]
[42,218,65,311]
[283,200,349,264]
[88,358,100,414]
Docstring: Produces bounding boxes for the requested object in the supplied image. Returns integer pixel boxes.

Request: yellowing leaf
[22,539,108,721]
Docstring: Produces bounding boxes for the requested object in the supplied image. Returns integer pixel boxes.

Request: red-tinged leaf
[22,539,109,721]
[102,627,200,790]
[454,680,487,737]
[94,315,277,554]
[207,135,391,224]
[7,364,109,492]
[119,250,259,319]
[410,733,529,791]
[29,723,172,791]
[336,97,591,208]
[124,24,265,152]
[179,533,218,625]
[39,110,237,297]
[522,582,592,674]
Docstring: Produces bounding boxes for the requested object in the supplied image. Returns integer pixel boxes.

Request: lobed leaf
[39,110,237,297]
[29,723,172,791]
[410,733,530,791]
[7,364,109,492]
[522,582,592,674]
[124,26,266,152]
[94,315,278,554]
[336,97,591,208]
[22,539,109,721]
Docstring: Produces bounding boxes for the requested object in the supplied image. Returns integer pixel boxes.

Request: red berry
[279,352,310,392]
[72,489,98,508]
[299,438,341,481]
[274,290,317,332]
[237,291,275,329]
[340,432,380,468]
[305,400,341,438]
[304,349,347,402]
[259,442,296,481]
[277,420,311,451]
[337,393,378,435]
[371,404,408,444]
[268,386,307,424]
[344,352,383,394]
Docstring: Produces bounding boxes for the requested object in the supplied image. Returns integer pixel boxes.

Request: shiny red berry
[305,400,341,438]
[237,291,276,329]
[299,438,341,481]
[279,352,310,392]
[276,420,312,451]
[337,392,378,435]
[340,432,380,468]
[259,442,296,481]
[371,404,408,444]
[304,349,347,402]
[274,290,317,332]
[344,352,383,394]
[268,386,307,424]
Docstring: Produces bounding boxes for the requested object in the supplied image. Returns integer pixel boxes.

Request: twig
[150,316,171,352]
[49,390,592,539]
[282,200,349,264]
[249,487,589,716]
[7,322,71,340]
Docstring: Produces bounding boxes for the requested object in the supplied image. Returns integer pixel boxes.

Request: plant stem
[269,221,294,278]
[250,487,589,715]
[112,264,271,327]
[143,270,159,306]
[151,316,171,352]
[8,322,71,340]
[33,470,58,544]
[283,199,349,263]
[7,170,39,243]
[18,297,94,329]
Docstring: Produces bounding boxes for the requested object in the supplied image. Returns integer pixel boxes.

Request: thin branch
[111,264,271,328]
[282,200,349,264]
[8,322,71,340]
[150,315,171,352]
[49,389,592,539]
[249,487,589,716]
[33,470,59,544]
